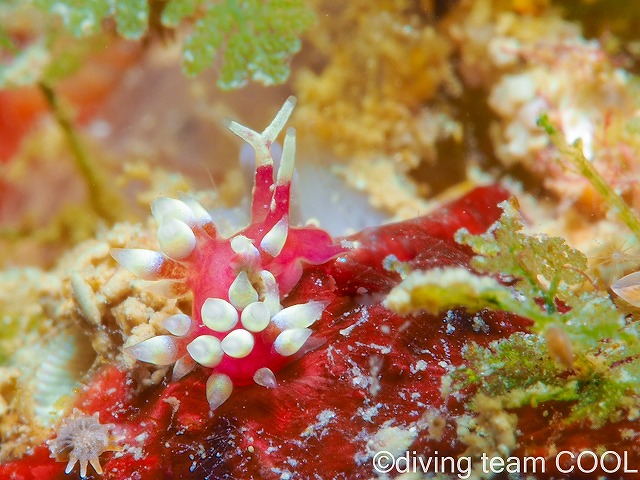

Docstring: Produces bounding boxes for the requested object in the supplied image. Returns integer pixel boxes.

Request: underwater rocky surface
[3,1,640,479]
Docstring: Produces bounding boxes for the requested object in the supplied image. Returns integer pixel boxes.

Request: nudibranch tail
[113,97,343,410]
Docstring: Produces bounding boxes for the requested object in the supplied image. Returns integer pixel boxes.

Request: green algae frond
[538,114,640,243]
[26,0,314,89]
[386,199,640,427]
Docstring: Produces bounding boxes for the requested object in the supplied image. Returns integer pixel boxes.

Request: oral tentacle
[230,235,261,267]
[271,301,326,330]
[220,329,255,359]
[187,335,224,368]
[201,298,239,332]
[136,278,189,298]
[240,301,271,332]
[110,248,188,280]
[259,270,281,315]
[178,194,215,233]
[226,96,296,223]
[268,127,296,223]
[171,355,196,381]
[228,271,259,309]
[110,249,165,280]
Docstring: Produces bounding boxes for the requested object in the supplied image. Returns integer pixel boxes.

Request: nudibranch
[111,97,343,410]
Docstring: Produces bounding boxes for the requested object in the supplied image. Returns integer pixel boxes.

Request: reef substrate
[1,185,638,479]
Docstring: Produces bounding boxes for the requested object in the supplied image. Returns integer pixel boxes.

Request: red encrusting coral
[4,99,640,479]
[0,182,511,479]
[3,184,640,479]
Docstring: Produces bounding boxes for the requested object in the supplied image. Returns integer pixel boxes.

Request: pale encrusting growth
[47,410,121,478]
[112,97,342,410]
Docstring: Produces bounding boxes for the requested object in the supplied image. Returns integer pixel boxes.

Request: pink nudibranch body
[111,97,343,410]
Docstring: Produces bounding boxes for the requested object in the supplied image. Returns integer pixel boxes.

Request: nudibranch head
[112,97,343,410]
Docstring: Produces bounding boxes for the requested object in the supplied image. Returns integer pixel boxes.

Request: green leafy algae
[384,267,516,316]
[34,0,147,39]
[30,0,314,89]
[387,198,640,427]
[35,1,111,37]
[457,198,589,316]
[456,203,640,427]
[537,114,640,243]
[181,0,314,88]
[453,334,563,396]
[162,0,200,27]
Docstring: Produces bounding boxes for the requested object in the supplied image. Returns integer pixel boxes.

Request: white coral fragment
[48,410,121,478]
[70,272,101,325]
